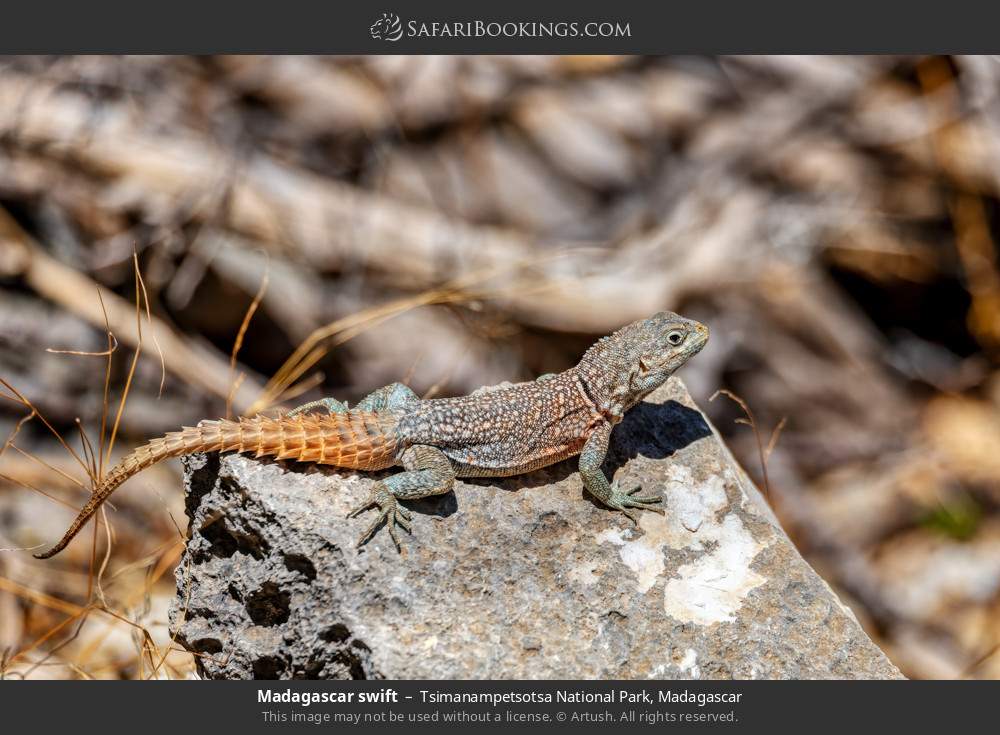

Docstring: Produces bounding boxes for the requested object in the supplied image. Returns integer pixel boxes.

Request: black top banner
[2,0,1000,53]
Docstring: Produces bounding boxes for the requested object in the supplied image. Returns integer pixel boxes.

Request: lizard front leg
[348,444,455,552]
[579,421,664,524]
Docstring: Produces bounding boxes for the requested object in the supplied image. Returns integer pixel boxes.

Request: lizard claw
[607,481,664,525]
[348,485,412,552]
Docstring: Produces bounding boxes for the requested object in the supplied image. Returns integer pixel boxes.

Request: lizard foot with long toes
[606,481,665,525]
[348,484,412,551]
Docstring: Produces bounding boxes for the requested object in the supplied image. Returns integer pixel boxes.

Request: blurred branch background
[0,55,999,679]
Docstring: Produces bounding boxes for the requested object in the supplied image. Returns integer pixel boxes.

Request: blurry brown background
[0,55,998,679]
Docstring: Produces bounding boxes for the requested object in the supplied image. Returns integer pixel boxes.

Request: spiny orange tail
[35,411,399,559]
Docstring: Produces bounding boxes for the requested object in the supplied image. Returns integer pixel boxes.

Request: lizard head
[577,311,709,414]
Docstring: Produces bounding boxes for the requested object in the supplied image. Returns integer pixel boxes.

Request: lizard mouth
[686,323,710,353]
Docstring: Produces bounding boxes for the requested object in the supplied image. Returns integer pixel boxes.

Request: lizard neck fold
[571,369,619,425]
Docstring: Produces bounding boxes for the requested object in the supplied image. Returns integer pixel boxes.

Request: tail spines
[34,411,400,559]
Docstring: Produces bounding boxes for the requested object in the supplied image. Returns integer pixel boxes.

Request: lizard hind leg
[286,397,350,416]
[348,444,454,552]
[287,381,416,418]
[355,382,419,412]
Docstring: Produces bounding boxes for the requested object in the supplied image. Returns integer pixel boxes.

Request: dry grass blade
[44,334,118,357]
[272,371,325,405]
[249,290,449,414]
[75,419,98,484]
[134,254,166,398]
[6,612,87,673]
[0,541,44,553]
[765,416,788,460]
[227,262,269,419]
[96,289,114,480]
[0,576,86,617]
[0,378,91,481]
[149,551,190,679]
[7,443,86,491]
[0,471,78,510]
[710,389,786,503]
[1,408,35,458]
[103,262,144,469]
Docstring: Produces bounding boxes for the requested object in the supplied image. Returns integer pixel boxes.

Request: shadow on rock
[604,399,712,474]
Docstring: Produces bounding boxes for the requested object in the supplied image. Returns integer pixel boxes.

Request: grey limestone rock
[169,377,902,680]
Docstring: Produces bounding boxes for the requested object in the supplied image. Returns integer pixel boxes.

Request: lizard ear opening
[638,356,652,374]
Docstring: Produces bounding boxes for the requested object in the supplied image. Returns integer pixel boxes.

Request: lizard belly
[444,437,587,478]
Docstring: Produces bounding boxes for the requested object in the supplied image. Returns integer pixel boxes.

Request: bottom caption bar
[6,680,995,731]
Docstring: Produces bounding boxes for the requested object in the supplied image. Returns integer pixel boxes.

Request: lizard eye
[667,330,685,346]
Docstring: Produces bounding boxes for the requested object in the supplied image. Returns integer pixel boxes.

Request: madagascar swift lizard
[36,312,708,557]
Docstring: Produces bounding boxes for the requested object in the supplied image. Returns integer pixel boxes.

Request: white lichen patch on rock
[595,527,664,593]
[598,460,770,624]
[663,513,768,625]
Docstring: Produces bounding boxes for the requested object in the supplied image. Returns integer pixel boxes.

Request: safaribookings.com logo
[369,13,631,41]
[370,12,404,41]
